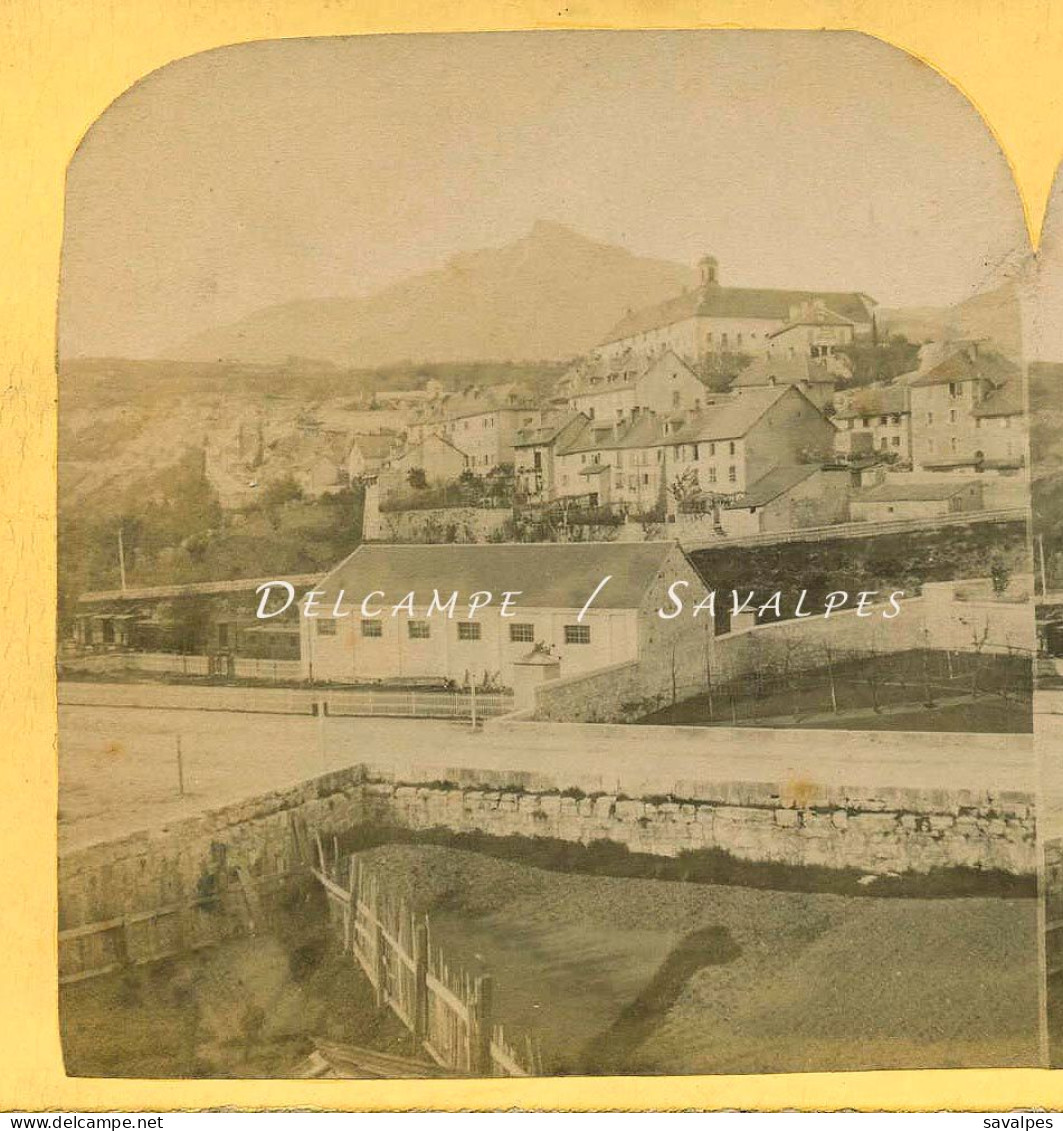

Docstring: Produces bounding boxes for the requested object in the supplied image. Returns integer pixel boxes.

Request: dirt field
[355,844,1041,1075]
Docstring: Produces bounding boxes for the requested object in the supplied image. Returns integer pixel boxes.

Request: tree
[262,475,303,509]
[990,556,1012,596]
[406,467,428,490]
[836,333,920,388]
[668,467,701,512]
[698,351,754,393]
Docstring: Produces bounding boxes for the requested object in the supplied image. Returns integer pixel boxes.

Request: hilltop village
[311,255,1024,544]
[65,253,1031,726]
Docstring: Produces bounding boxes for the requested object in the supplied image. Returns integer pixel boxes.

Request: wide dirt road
[60,685,1037,854]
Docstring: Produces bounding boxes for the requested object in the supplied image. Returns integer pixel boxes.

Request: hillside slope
[174,221,696,366]
[879,282,1023,359]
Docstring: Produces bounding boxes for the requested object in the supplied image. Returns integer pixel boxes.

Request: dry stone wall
[358,775,1034,876]
[60,758,1035,977]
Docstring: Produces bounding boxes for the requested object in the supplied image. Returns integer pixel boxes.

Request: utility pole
[176,735,185,796]
[1039,533,1049,598]
[117,525,127,593]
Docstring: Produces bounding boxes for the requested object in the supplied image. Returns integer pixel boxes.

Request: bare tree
[969,619,991,698]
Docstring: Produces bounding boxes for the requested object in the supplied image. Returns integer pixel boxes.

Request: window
[708,442,716,457]
[564,624,591,645]
[317,619,337,636]
[948,382,961,398]
[728,465,737,482]
[879,415,888,426]
[892,435,901,447]
[361,620,382,638]
[672,391,681,408]
[862,417,871,428]
[642,473,649,485]
[707,467,717,484]
[728,441,736,456]
[949,409,957,423]
[509,623,534,643]
[457,622,481,641]
[950,437,958,453]
[927,412,934,425]
[408,620,430,640]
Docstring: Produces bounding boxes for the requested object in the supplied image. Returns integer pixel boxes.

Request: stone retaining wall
[59,757,1036,978]
[359,775,1035,876]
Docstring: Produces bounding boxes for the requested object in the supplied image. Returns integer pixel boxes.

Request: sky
[59,30,1029,360]
[1030,168,1063,360]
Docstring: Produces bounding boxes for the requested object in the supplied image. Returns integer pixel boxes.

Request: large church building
[594,256,876,367]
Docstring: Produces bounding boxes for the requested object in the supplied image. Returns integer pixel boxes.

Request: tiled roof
[79,574,324,604]
[557,411,667,456]
[732,356,836,388]
[768,305,855,334]
[907,345,1018,389]
[833,385,909,419]
[668,386,794,444]
[972,379,1024,418]
[599,286,875,345]
[722,465,821,509]
[315,542,684,610]
[513,412,586,448]
[349,434,398,459]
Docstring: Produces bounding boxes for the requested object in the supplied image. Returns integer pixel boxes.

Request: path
[60,685,1037,854]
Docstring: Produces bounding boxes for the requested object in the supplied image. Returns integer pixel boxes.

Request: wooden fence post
[346,861,358,953]
[373,904,387,1011]
[413,921,429,1045]
[471,974,494,1076]
[114,913,132,970]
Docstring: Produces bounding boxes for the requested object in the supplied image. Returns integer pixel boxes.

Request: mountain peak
[526,218,585,243]
[175,226,695,365]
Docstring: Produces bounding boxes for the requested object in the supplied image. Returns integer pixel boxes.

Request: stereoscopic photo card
[26,16,1055,1102]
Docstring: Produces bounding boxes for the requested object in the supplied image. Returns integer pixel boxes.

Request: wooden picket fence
[310,839,541,1077]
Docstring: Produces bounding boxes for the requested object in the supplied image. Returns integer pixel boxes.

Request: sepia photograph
[56,30,1040,1079]
[1027,160,1063,1069]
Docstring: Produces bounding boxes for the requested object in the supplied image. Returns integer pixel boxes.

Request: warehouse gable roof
[316,542,686,610]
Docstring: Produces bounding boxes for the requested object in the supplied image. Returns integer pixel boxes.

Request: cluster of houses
[69,254,1029,688]
[328,255,1025,538]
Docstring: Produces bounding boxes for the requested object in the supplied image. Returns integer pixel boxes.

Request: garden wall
[375,505,511,543]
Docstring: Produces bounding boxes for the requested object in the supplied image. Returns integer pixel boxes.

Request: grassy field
[640,649,1032,733]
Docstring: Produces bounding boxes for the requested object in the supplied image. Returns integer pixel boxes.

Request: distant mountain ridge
[879,282,1023,360]
[174,221,697,366]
